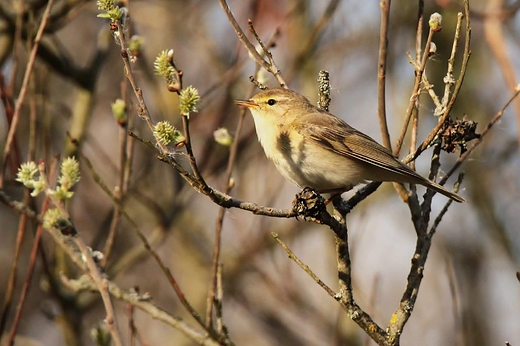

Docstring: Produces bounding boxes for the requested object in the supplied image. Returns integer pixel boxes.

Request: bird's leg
[324,193,343,205]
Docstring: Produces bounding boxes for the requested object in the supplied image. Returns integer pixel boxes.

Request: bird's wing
[293,111,424,180]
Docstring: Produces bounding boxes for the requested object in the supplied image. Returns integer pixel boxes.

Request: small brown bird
[236,87,465,203]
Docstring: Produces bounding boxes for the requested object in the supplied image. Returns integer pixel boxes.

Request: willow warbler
[235,87,465,203]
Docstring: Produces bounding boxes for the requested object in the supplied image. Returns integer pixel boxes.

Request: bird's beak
[235,99,258,108]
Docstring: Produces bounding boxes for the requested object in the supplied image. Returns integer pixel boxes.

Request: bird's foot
[292,187,326,222]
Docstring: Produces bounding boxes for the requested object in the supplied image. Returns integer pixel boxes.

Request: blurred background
[0,0,519,345]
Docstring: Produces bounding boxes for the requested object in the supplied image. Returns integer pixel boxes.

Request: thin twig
[98,78,132,268]
[409,0,424,171]
[286,0,341,81]
[0,190,40,220]
[408,0,472,162]
[181,115,209,188]
[247,20,277,74]
[429,173,463,235]
[0,190,29,336]
[408,108,419,184]
[0,65,21,178]
[272,232,337,298]
[113,22,160,141]
[329,201,388,345]
[7,159,57,345]
[393,25,435,156]
[345,181,383,211]
[440,12,465,115]
[38,162,124,346]
[364,274,381,346]
[377,0,392,150]
[215,264,228,336]
[415,0,424,62]
[99,34,133,268]
[129,131,296,218]
[205,81,255,325]
[7,0,24,94]
[62,275,222,346]
[405,53,442,110]
[1,0,55,187]
[416,142,442,232]
[218,0,286,87]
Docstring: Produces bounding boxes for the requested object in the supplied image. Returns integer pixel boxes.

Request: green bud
[96,0,115,11]
[49,186,75,200]
[154,49,182,92]
[16,161,45,196]
[154,50,175,80]
[128,35,144,57]
[153,121,186,146]
[43,208,62,230]
[111,99,127,125]
[96,0,123,21]
[429,13,442,31]
[15,161,38,184]
[58,157,81,192]
[90,323,112,346]
[213,128,233,146]
[31,180,45,197]
[179,86,200,117]
[429,42,437,56]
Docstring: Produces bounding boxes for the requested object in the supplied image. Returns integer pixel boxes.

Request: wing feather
[293,111,425,181]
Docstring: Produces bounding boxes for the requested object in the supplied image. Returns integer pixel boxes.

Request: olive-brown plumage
[235,88,465,202]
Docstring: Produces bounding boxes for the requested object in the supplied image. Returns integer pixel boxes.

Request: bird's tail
[421,178,466,203]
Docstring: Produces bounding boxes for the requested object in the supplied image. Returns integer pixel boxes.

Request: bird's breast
[252,116,368,192]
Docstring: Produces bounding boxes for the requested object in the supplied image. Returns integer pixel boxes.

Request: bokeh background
[0,0,519,345]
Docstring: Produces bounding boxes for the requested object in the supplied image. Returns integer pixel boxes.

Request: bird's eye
[267,99,277,106]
